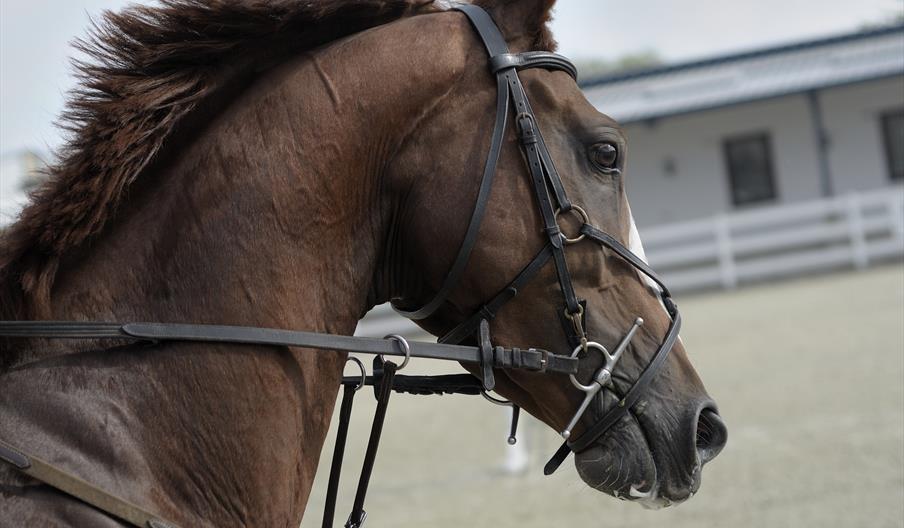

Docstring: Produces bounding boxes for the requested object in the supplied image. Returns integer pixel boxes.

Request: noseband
[0,5,681,527]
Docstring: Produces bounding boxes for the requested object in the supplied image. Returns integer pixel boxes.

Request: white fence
[642,186,904,292]
[357,185,904,338]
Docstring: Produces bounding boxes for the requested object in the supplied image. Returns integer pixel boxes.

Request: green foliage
[573,50,664,79]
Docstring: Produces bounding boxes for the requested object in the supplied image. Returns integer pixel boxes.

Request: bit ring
[568,341,609,392]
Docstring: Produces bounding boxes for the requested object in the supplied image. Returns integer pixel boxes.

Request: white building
[569,24,904,293]
[582,23,904,228]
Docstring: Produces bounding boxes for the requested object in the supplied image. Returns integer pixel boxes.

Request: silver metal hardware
[382,334,411,371]
[554,205,589,245]
[344,357,367,392]
[560,318,644,440]
[481,390,513,407]
[564,304,586,343]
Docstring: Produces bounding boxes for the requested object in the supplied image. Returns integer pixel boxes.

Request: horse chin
[573,420,689,510]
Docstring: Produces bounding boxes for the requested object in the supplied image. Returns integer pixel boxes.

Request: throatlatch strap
[345,359,398,528]
[323,384,358,528]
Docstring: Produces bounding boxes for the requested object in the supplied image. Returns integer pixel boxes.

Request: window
[881,108,904,181]
[723,133,777,206]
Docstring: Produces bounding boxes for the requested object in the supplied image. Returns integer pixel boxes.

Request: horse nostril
[695,406,727,465]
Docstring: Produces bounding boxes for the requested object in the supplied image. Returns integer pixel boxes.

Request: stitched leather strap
[580,223,672,298]
[489,52,578,79]
[391,72,510,321]
[341,373,483,396]
[541,224,683,475]
[323,384,357,528]
[392,4,578,322]
[345,359,398,528]
[439,244,553,345]
[0,321,578,375]
[0,439,179,528]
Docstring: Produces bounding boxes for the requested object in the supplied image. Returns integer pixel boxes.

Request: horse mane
[0,0,558,331]
[0,0,437,323]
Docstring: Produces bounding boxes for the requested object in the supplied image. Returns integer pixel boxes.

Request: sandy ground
[301,264,904,528]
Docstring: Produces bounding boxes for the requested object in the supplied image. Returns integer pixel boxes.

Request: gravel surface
[301,264,904,528]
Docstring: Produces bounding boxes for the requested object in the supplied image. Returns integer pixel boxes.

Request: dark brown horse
[0,0,725,525]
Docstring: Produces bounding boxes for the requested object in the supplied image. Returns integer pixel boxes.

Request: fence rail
[357,186,904,338]
[643,186,904,292]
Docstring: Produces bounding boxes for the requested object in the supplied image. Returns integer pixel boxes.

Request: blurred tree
[574,50,664,80]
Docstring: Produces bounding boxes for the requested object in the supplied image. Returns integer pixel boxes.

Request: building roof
[580,24,904,124]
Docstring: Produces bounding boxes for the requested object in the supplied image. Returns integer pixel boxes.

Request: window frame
[880,108,904,182]
[722,132,779,207]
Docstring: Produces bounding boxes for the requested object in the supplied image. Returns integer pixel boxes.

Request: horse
[0,0,726,525]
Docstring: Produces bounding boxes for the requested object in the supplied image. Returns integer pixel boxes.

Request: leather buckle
[477,319,495,391]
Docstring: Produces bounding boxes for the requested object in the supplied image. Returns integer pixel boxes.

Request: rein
[0,5,682,527]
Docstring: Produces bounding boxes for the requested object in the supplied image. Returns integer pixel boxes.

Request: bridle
[392,3,682,474]
[0,5,680,528]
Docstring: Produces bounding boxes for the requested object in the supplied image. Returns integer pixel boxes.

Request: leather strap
[345,359,398,528]
[477,319,495,390]
[391,72,510,321]
[0,439,179,528]
[392,4,578,322]
[544,311,682,475]
[322,384,357,528]
[541,223,684,475]
[438,244,553,345]
[567,311,681,454]
[341,373,483,396]
[580,223,672,298]
[0,321,578,376]
[489,52,578,79]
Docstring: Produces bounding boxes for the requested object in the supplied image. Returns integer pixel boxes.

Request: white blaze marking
[626,205,661,294]
[627,205,681,341]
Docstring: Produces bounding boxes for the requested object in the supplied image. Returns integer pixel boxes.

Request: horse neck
[50,72,390,335]
[2,16,472,523]
[2,45,418,526]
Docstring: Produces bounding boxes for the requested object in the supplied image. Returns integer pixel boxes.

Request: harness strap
[391,72,509,321]
[489,52,578,79]
[341,373,483,396]
[439,244,553,345]
[345,359,398,528]
[0,439,179,528]
[543,311,682,475]
[477,319,495,390]
[0,321,578,376]
[393,4,578,322]
[322,384,358,528]
[542,223,684,475]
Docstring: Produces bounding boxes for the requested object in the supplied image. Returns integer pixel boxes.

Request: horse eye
[590,143,619,171]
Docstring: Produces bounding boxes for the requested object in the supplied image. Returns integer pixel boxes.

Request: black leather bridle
[393,4,682,474]
[0,5,681,528]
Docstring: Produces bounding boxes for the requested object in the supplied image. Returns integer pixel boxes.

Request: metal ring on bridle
[382,334,411,371]
[554,205,589,245]
[344,357,367,392]
[568,341,609,392]
[481,390,514,407]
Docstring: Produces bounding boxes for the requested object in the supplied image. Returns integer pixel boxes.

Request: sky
[1,0,902,159]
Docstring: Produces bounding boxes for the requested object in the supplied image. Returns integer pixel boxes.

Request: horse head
[388,0,726,506]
